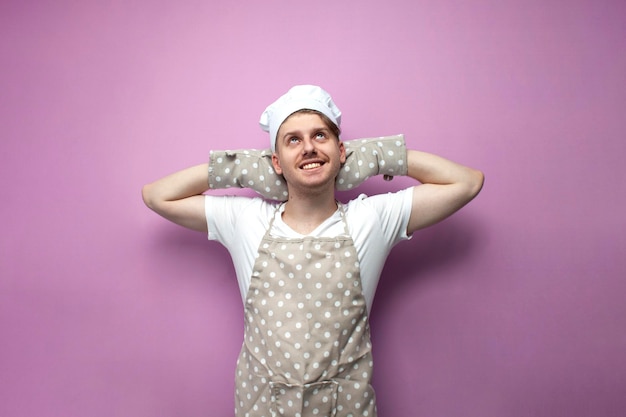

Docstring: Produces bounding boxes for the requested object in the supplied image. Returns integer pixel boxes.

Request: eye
[288,136,301,144]
[314,132,327,140]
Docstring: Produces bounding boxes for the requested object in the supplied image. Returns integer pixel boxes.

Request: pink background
[1,0,625,416]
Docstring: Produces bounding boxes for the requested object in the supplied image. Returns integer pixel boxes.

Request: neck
[281,187,338,235]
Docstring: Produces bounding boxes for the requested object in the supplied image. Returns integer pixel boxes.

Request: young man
[142,85,484,417]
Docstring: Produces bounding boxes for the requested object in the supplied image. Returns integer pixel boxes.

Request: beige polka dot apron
[235,204,377,417]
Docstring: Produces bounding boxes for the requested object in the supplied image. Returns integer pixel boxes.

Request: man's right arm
[142,163,209,232]
[405,150,484,234]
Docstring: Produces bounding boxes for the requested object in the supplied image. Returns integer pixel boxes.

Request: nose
[302,136,317,155]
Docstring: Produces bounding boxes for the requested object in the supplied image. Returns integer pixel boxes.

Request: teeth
[302,163,321,170]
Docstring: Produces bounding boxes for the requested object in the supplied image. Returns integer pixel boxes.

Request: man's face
[271,112,346,192]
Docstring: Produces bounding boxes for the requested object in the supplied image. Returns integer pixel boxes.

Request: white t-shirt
[205,188,414,312]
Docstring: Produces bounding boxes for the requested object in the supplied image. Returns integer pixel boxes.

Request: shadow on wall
[367,211,488,414]
[373,211,488,312]
[145,223,239,293]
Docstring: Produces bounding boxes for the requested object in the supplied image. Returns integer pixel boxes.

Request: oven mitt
[338,134,407,189]
[208,148,288,200]
[208,134,407,200]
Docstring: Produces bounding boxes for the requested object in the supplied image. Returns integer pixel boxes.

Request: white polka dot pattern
[208,135,407,201]
[337,135,407,190]
[209,148,288,201]
[234,211,377,416]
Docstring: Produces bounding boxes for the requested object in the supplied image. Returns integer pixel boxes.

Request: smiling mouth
[301,162,323,170]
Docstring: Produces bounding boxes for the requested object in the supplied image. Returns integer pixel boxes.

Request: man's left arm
[405,150,484,234]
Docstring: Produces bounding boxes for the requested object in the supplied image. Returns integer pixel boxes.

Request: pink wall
[1,0,625,416]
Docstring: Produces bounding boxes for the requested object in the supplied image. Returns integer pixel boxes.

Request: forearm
[407,150,484,194]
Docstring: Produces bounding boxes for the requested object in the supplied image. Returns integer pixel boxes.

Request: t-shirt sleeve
[360,187,414,245]
[204,195,266,244]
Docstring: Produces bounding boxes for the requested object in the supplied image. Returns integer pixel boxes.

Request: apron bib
[234,204,377,417]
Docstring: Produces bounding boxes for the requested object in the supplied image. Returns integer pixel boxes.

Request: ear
[271,152,283,175]
[338,141,346,164]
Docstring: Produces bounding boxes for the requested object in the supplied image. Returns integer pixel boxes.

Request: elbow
[142,183,157,210]
[469,169,485,199]
[142,183,174,216]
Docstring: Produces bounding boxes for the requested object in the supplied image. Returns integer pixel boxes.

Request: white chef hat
[259,85,342,152]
